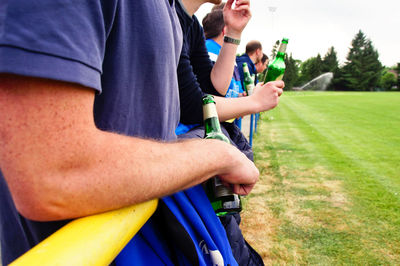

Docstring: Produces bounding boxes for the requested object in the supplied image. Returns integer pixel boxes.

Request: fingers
[232,183,255,195]
[275,80,285,88]
[232,1,251,17]
[277,87,283,96]
[264,80,284,88]
[224,0,234,11]
[215,142,259,196]
[225,0,251,15]
[235,0,250,8]
[233,3,250,11]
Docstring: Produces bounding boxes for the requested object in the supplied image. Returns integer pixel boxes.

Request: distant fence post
[249,114,254,147]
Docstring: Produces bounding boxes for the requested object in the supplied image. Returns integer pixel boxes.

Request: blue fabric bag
[115,185,238,266]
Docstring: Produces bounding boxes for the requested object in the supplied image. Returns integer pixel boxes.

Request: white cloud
[196,0,400,67]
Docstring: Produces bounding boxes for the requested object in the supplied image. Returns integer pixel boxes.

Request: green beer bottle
[263,38,289,83]
[202,95,242,216]
[242,63,255,95]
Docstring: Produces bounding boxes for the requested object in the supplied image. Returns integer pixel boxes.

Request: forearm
[2,125,240,221]
[214,95,257,122]
[0,75,256,221]
[213,80,284,122]
[210,41,239,95]
[211,0,251,95]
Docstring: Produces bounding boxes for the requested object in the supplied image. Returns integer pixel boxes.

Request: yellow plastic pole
[10,199,158,266]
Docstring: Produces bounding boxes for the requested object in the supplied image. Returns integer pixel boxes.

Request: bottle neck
[243,65,250,76]
[276,42,287,59]
[243,65,251,76]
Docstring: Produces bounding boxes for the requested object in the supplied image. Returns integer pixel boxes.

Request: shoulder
[236,54,246,63]
[0,1,119,92]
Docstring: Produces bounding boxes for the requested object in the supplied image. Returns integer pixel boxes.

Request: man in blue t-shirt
[203,10,244,100]
[0,1,262,264]
[203,7,244,128]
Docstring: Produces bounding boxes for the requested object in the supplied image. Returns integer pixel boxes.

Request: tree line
[273,30,399,91]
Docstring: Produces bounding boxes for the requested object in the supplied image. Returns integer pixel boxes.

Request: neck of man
[213,32,224,46]
[180,0,203,16]
[249,53,259,65]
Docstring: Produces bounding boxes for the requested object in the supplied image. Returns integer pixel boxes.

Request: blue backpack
[115,185,238,266]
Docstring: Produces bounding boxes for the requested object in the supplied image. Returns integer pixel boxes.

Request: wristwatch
[223,36,241,45]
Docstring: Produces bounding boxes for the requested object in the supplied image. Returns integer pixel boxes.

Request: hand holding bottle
[250,80,284,112]
[202,94,256,215]
[210,140,259,196]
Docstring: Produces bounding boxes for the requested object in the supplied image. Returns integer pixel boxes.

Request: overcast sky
[195,0,400,67]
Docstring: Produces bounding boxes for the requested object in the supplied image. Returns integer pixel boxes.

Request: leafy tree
[322,47,339,73]
[379,71,397,90]
[297,58,313,85]
[397,63,400,89]
[270,40,280,61]
[283,53,300,90]
[297,55,323,86]
[321,47,340,90]
[309,54,323,79]
[341,30,383,91]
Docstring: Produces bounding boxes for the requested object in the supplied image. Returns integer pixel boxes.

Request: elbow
[210,75,229,96]
[15,199,57,222]
[5,171,72,222]
[13,187,68,222]
[213,82,229,97]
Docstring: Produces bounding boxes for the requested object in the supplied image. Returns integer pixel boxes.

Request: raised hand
[223,0,252,39]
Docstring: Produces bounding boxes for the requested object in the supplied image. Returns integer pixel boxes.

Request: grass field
[241,91,400,265]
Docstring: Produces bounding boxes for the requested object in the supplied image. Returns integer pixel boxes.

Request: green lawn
[241,91,400,265]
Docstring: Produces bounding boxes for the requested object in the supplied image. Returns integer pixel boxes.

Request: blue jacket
[236,54,258,85]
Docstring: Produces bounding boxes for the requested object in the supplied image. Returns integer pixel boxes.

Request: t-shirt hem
[0,45,102,93]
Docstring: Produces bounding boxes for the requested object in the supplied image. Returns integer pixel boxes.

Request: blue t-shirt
[205,39,243,98]
[0,0,182,264]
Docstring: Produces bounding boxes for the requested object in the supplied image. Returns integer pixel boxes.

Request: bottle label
[278,43,287,53]
[203,103,218,120]
[246,83,255,95]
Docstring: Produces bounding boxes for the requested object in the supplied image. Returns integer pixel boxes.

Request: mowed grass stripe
[272,98,382,264]
[281,95,400,242]
[282,94,400,202]
[250,101,364,264]
[242,92,400,264]
[281,93,400,233]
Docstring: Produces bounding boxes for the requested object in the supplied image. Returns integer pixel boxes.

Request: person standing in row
[237,40,264,85]
[171,0,284,264]
[203,7,245,129]
[255,53,269,76]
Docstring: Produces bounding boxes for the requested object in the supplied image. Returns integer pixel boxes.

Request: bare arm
[0,74,259,221]
[214,80,285,122]
[210,0,251,95]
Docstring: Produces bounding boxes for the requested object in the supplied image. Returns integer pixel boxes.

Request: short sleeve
[0,0,112,92]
